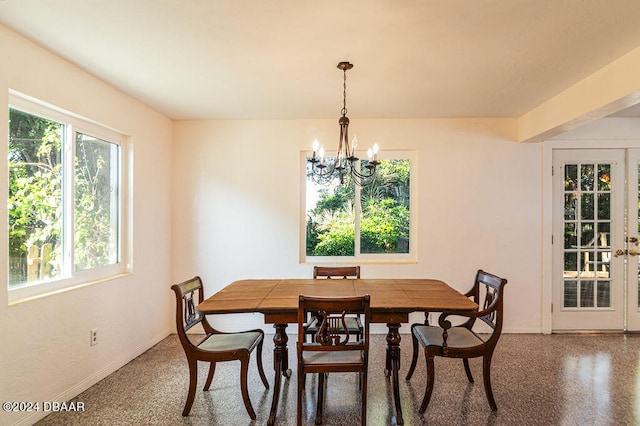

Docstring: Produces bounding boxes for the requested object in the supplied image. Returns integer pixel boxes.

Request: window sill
[8,271,132,306]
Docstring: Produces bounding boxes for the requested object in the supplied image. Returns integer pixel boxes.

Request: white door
[553,149,640,331]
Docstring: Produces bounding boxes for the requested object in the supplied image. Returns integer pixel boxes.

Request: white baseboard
[11,328,172,426]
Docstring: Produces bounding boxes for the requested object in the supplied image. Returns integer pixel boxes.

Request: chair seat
[306,316,362,333]
[302,349,364,365]
[198,331,262,352]
[413,325,485,349]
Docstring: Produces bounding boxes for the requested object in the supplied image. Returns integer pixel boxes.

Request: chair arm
[436,305,495,354]
[439,303,496,322]
[436,314,453,355]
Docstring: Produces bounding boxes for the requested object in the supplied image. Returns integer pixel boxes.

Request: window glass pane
[74,133,120,271]
[360,159,410,254]
[305,160,355,256]
[8,108,63,286]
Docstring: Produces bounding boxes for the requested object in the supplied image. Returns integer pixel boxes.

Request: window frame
[300,149,417,264]
[8,91,130,304]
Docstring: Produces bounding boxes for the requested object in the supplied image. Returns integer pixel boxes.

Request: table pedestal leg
[386,322,404,425]
[268,323,291,426]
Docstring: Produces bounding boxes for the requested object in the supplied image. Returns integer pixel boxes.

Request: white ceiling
[2,0,640,121]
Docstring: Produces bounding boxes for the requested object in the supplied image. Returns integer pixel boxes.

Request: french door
[552,149,640,331]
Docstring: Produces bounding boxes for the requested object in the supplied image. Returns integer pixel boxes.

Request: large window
[8,93,126,301]
[304,152,415,262]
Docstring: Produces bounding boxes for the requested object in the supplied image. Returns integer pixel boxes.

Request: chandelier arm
[348,164,377,180]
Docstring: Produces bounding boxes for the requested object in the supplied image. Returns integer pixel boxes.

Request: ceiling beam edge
[517,45,640,143]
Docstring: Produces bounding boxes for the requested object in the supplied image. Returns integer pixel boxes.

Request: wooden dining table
[196,278,478,425]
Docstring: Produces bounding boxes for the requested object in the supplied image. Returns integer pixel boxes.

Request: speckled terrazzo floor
[36,333,640,426]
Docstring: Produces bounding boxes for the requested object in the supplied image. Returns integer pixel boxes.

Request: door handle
[614,248,639,257]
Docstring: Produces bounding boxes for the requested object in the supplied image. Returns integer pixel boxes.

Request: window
[303,151,415,262]
[8,93,127,302]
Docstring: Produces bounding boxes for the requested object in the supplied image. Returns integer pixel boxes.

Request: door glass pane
[564,194,577,220]
[581,252,594,276]
[581,222,594,248]
[581,194,594,220]
[581,281,595,307]
[564,223,577,249]
[564,281,578,308]
[598,193,610,220]
[596,251,610,279]
[597,164,611,190]
[565,165,578,190]
[597,281,611,307]
[581,164,594,190]
[598,222,610,248]
[564,252,578,277]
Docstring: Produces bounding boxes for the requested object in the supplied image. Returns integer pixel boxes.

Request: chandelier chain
[341,68,348,117]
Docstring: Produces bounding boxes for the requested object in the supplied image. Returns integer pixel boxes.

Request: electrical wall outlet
[90,328,98,346]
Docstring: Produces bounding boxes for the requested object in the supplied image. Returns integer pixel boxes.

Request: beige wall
[0,25,174,425]
[172,118,543,333]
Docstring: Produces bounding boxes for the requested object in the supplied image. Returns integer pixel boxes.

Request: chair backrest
[313,266,360,279]
[466,270,507,337]
[297,295,370,353]
[171,276,209,347]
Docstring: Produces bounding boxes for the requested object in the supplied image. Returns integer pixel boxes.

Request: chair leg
[256,337,270,389]
[297,366,304,426]
[182,358,198,416]
[405,326,420,380]
[483,353,498,411]
[315,373,326,425]
[463,358,474,383]
[239,357,257,420]
[203,362,216,390]
[418,355,435,414]
[361,370,367,426]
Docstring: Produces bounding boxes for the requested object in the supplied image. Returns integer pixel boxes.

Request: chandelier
[308,61,379,186]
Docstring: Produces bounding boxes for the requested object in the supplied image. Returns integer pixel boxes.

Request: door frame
[543,139,640,334]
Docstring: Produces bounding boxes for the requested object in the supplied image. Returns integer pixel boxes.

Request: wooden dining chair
[313,266,361,279]
[405,270,508,412]
[306,266,363,342]
[171,276,269,419]
[297,294,371,426]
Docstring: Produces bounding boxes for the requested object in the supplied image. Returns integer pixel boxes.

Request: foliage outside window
[305,156,412,260]
[8,95,124,298]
